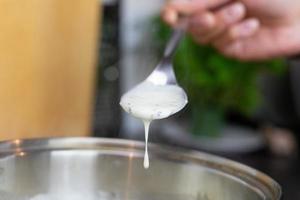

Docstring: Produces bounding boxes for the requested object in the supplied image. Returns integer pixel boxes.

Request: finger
[217,33,271,61]
[216,23,300,61]
[169,0,233,15]
[161,6,178,27]
[230,18,260,38]
[188,12,216,36]
[214,18,260,48]
[162,0,233,26]
[215,2,246,26]
[218,40,268,61]
[189,2,246,44]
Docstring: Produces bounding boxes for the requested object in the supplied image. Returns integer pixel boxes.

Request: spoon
[120,22,189,168]
[146,22,188,89]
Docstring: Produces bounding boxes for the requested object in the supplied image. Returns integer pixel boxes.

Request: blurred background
[0,0,299,199]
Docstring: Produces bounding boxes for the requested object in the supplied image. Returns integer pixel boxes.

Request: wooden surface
[0,0,100,140]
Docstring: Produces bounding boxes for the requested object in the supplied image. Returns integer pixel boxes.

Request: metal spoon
[146,23,187,86]
[120,22,189,119]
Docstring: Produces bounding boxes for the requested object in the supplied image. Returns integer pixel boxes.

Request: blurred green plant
[153,17,286,116]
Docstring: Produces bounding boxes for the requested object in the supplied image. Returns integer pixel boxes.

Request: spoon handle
[163,20,188,59]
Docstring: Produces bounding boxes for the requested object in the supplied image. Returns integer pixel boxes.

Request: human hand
[162,0,300,60]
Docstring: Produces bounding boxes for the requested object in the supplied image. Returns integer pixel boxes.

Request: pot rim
[0,137,282,200]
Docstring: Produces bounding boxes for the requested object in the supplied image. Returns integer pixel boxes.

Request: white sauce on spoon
[120,81,187,169]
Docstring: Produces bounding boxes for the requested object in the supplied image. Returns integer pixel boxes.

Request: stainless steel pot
[0,138,281,200]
